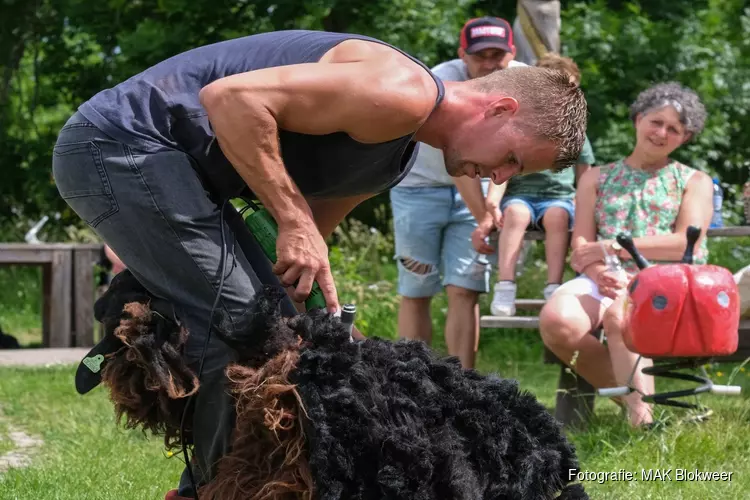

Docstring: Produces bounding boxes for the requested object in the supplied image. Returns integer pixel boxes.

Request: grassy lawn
[1,234,749,499]
[0,349,748,499]
[0,419,16,457]
[0,365,184,499]
[476,332,750,500]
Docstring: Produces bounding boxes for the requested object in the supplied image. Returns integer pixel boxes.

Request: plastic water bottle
[605,254,626,277]
[710,177,723,229]
[604,252,628,296]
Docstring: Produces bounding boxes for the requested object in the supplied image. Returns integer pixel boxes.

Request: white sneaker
[543,283,561,301]
[491,281,517,316]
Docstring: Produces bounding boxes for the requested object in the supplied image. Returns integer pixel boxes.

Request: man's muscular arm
[199,42,438,310]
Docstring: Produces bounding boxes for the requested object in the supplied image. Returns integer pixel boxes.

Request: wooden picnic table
[0,243,104,348]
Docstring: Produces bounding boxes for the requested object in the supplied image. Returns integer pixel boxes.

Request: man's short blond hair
[536,53,581,84]
[470,66,587,172]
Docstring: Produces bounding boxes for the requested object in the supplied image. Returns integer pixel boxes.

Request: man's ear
[682,132,693,144]
[458,47,467,61]
[484,96,519,119]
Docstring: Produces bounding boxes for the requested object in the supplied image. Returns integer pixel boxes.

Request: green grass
[1,230,749,498]
[0,366,184,499]
[0,419,15,456]
[1,353,748,498]
[473,331,750,500]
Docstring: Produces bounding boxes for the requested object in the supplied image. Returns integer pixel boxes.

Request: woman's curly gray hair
[629,82,707,140]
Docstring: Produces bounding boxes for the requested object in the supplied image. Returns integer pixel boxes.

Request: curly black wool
[214,285,302,368]
[215,287,588,500]
[91,279,588,499]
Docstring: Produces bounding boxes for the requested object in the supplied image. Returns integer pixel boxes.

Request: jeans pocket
[52,141,118,227]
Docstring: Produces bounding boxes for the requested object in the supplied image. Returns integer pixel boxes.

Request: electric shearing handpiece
[242,204,328,310]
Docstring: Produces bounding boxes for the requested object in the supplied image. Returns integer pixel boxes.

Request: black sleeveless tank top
[77,30,445,200]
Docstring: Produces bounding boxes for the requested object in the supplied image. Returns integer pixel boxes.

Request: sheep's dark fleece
[93,276,588,499]
[205,286,587,500]
[94,271,199,450]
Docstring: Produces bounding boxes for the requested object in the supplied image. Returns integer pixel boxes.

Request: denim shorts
[500,195,575,231]
[390,183,493,297]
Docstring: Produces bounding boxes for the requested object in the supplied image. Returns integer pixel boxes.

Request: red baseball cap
[460,17,514,54]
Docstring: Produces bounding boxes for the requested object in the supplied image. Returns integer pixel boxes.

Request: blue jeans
[51,111,297,496]
[390,183,493,297]
[500,195,575,230]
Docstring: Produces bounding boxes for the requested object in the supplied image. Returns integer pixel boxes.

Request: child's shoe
[491,281,517,316]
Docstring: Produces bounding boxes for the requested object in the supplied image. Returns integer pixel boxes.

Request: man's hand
[273,217,340,313]
[471,215,496,254]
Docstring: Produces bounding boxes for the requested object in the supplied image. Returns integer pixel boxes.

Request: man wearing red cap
[391,17,523,369]
[458,17,522,78]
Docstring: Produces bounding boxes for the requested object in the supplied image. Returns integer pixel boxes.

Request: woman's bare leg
[603,294,654,426]
[539,290,617,389]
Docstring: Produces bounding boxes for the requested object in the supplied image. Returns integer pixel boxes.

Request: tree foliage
[1,0,748,241]
[562,0,750,221]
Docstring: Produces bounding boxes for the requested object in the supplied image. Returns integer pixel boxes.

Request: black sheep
[79,272,588,500]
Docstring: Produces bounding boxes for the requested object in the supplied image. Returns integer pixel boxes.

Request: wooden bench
[480,226,750,428]
[0,243,104,347]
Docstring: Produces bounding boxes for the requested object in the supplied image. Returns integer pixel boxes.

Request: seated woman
[539,82,714,427]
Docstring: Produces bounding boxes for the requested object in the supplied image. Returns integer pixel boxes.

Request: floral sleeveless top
[594,159,708,274]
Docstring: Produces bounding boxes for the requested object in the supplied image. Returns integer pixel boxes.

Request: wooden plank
[707,226,750,238]
[74,248,98,347]
[522,231,545,241]
[0,248,54,264]
[482,314,749,333]
[518,225,750,241]
[0,244,103,264]
[515,299,546,310]
[480,316,539,329]
[0,244,84,264]
[0,243,80,250]
[42,262,52,347]
[48,249,73,347]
